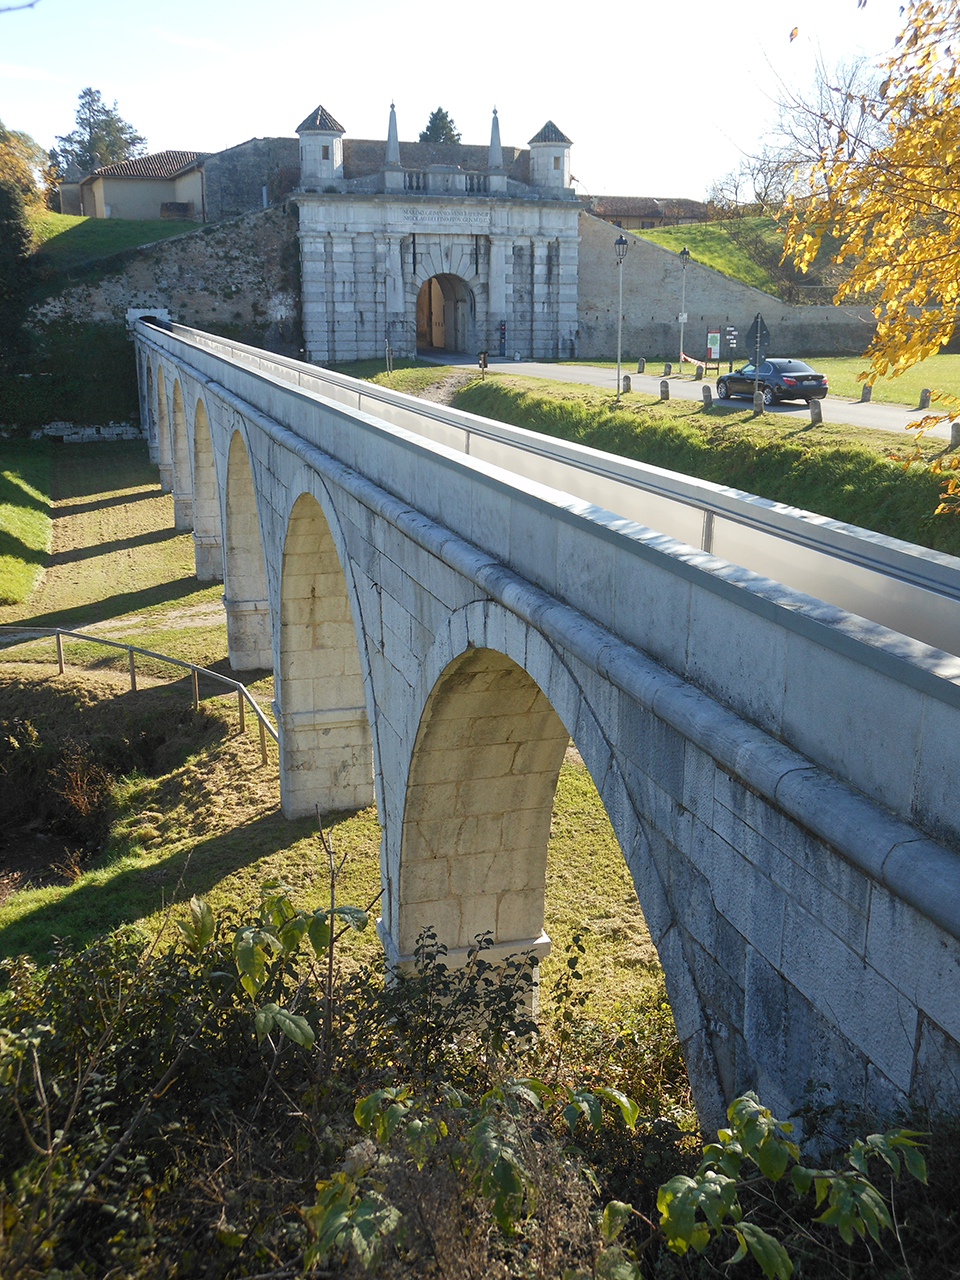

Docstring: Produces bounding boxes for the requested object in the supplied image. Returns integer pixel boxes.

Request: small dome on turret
[528,121,572,146]
[296,105,345,134]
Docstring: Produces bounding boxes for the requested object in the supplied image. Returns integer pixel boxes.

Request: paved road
[425,354,957,443]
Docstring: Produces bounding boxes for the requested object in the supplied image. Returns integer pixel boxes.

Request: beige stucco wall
[80,174,202,220]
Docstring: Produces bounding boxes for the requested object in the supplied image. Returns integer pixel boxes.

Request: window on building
[322,145,330,160]
[553,155,561,170]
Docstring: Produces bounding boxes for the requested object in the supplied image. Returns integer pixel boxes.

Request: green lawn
[0,439,53,606]
[27,208,198,275]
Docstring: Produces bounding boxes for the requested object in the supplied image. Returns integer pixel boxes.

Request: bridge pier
[192,532,223,583]
[173,490,194,531]
[224,596,272,670]
[276,707,374,817]
[158,462,173,492]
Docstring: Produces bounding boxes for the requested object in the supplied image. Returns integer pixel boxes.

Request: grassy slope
[0,440,661,1025]
[0,440,53,606]
[27,207,194,274]
[452,374,960,556]
[636,217,779,291]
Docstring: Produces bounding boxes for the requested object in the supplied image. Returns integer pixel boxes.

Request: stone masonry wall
[203,138,300,222]
[32,209,301,353]
[576,211,877,360]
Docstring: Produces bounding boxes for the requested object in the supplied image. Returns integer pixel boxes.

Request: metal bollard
[663,362,673,377]
[809,397,823,425]
[660,379,670,400]
[128,648,137,692]
[752,391,764,417]
[860,383,873,403]
[55,630,64,675]
[702,385,713,407]
[637,358,645,373]
[919,388,931,409]
[621,374,632,393]
[238,688,246,734]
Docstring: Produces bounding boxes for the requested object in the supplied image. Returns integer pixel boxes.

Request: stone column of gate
[531,237,552,358]
[299,231,328,363]
[330,232,358,363]
[557,235,579,358]
[384,234,407,358]
[488,234,508,349]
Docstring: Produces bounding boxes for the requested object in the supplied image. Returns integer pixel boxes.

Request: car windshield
[769,359,815,373]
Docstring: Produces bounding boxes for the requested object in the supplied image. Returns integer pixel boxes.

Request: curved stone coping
[139,335,960,943]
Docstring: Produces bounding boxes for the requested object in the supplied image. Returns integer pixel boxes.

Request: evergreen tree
[0,178,32,369]
[418,107,461,146]
[51,87,146,175]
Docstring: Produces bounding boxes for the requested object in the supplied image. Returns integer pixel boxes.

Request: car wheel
[717,379,730,400]
[762,384,776,407]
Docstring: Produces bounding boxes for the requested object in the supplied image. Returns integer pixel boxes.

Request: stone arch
[192,398,222,582]
[170,379,193,531]
[223,428,271,670]
[277,491,374,817]
[396,646,569,960]
[387,602,722,1128]
[416,273,476,353]
[155,364,172,491]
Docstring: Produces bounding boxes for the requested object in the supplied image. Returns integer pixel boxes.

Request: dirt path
[0,442,207,633]
[415,369,477,405]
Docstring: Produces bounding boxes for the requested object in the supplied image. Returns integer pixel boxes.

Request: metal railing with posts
[0,626,278,764]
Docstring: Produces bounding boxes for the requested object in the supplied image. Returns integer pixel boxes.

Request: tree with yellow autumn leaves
[783,0,960,507]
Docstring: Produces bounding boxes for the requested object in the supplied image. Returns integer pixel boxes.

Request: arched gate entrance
[416,273,476,353]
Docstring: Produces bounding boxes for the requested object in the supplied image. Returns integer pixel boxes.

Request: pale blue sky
[2,0,903,197]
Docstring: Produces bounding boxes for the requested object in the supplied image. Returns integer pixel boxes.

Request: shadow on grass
[0,809,320,961]
[48,525,181,566]
[0,527,47,567]
[0,467,49,514]
[2,575,207,632]
[51,442,157,501]
[55,487,164,518]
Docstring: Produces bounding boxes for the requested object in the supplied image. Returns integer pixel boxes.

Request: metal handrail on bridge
[0,626,278,764]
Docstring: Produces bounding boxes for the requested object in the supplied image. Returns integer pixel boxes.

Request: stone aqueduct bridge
[135,321,960,1128]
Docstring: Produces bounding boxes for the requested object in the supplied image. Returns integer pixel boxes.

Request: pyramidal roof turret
[529,120,572,145]
[296,104,345,133]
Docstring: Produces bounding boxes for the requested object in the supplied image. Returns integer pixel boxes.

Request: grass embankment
[0,439,53,605]
[328,357,450,397]
[27,208,194,278]
[452,374,960,556]
[636,217,780,291]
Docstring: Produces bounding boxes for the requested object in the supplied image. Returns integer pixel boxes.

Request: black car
[716,358,828,406]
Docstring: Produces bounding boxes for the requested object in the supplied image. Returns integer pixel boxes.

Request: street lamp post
[614,234,628,403]
[678,246,690,371]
